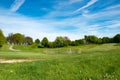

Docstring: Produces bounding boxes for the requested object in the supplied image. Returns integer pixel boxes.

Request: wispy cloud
[104,4,120,10]
[105,20,120,28]
[1,5,120,41]
[74,0,98,13]
[10,0,25,12]
[0,0,120,41]
[64,0,82,5]
[55,0,82,9]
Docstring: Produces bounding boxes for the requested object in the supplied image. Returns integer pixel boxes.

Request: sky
[0,0,120,41]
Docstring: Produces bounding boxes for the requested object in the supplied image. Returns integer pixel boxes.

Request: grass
[0,43,120,80]
[0,44,10,51]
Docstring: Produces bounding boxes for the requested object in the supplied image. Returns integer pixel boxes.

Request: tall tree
[13,33,25,45]
[41,37,49,47]
[35,39,40,44]
[0,29,6,47]
[97,38,102,44]
[54,36,65,47]
[64,36,71,46]
[6,33,14,44]
[25,36,33,45]
[85,35,98,44]
[102,37,111,43]
[113,34,120,43]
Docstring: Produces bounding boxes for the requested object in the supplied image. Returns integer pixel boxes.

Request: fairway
[0,44,120,80]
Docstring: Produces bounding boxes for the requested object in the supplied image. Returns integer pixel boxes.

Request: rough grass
[0,44,10,51]
[0,43,120,80]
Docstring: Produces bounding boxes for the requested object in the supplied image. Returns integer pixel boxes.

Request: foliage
[85,35,99,44]
[0,45,2,47]
[1,29,120,48]
[0,29,6,47]
[38,44,44,48]
[70,41,79,46]
[63,36,71,46]
[96,38,102,44]
[54,36,66,47]
[41,37,49,47]
[77,39,85,44]
[48,42,55,48]
[13,33,25,45]
[6,33,14,44]
[102,37,113,43]
[35,39,40,44]
[7,33,33,45]
[113,34,120,43]
[24,36,33,45]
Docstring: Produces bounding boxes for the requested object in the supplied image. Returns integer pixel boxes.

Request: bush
[0,44,2,48]
[38,44,44,48]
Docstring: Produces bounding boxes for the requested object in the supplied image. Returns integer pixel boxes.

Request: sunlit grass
[0,43,120,80]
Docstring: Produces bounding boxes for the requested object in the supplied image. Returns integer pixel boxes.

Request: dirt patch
[0,59,36,63]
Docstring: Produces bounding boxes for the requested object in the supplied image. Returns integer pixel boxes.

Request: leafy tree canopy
[0,29,6,47]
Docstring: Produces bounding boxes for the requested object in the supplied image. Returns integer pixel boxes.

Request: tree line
[0,29,120,48]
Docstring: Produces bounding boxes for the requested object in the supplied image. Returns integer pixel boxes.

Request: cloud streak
[1,4,120,41]
[74,0,98,13]
[10,0,25,12]
[0,0,120,41]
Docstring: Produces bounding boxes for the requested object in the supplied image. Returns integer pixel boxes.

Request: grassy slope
[0,44,120,80]
[0,44,10,51]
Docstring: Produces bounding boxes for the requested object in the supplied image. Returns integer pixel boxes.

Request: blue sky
[0,0,120,41]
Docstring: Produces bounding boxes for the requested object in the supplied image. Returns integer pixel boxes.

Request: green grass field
[0,44,120,80]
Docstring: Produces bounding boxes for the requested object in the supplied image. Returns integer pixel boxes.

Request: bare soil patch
[0,59,36,63]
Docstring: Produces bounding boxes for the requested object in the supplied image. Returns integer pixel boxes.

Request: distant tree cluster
[35,34,120,48]
[6,33,33,45]
[0,29,120,48]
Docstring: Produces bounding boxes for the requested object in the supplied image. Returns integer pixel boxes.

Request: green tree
[54,36,65,47]
[102,37,111,43]
[25,36,33,45]
[41,37,49,47]
[13,33,25,45]
[48,42,54,48]
[97,38,102,44]
[48,42,58,48]
[85,35,98,44]
[75,39,85,45]
[64,36,71,46]
[70,41,79,46]
[113,34,120,43]
[7,33,14,44]
[0,29,6,47]
[35,39,40,44]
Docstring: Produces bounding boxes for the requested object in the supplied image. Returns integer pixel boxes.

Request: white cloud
[105,4,120,10]
[105,21,120,28]
[10,0,25,12]
[0,11,92,41]
[81,8,120,20]
[55,0,82,9]
[66,0,82,5]
[0,2,120,41]
[74,0,98,13]
[44,0,82,18]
